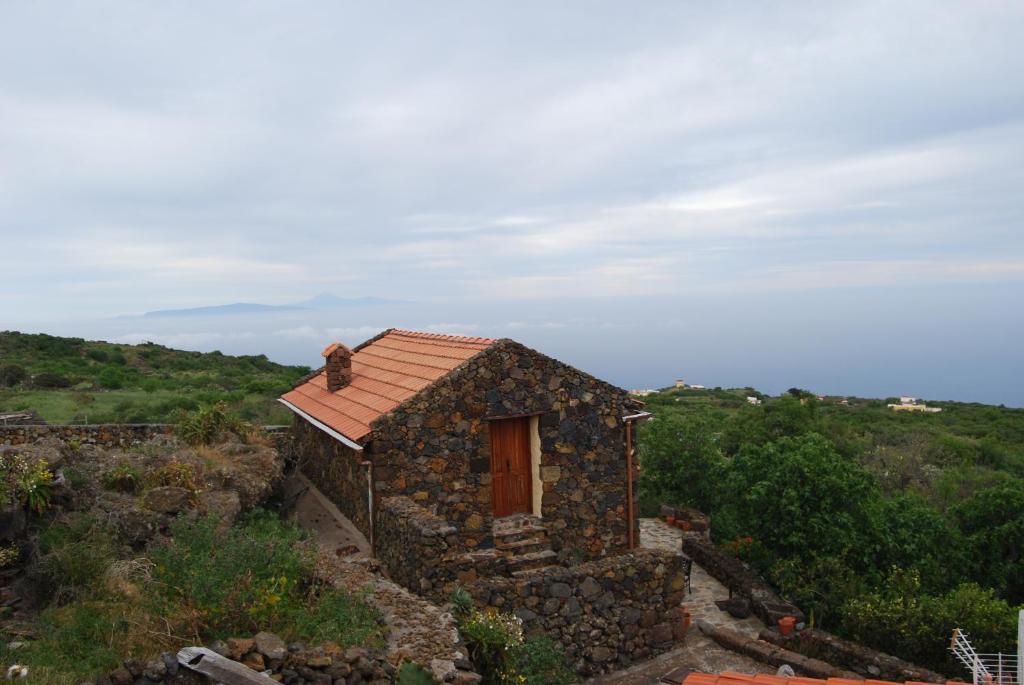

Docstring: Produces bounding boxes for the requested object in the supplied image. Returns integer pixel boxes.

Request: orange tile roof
[281,328,496,442]
[676,673,965,685]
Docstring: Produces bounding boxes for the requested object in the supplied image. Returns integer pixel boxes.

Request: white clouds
[0,1,1022,320]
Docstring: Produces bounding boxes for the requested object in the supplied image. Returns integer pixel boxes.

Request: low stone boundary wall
[759,627,946,683]
[375,495,459,597]
[0,422,176,447]
[681,535,804,626]
[697,621,856,679]
[0,423,290,449]
[467,549,689,677]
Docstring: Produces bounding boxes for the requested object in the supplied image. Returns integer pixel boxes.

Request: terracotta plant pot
[665,516,676,525]
[778,615,796,636]
[680,610,692,633]
[677,520,692,531]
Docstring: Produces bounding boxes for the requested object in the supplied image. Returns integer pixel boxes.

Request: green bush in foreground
[149,511,384,645]
[14,511,385,684]
[452,595,575,685]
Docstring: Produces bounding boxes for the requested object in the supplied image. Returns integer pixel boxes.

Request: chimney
[322,342,352,392]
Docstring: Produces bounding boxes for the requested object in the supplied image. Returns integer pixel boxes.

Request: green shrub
[1,452,54,515]
[457,609,524,684]
[841,568,1020,675]
[33,371,71,388]
[145,459,198,491]
[0,363,26,387]
[3,602,130,684]
[288,587,384,648]
[176,402,250,446]
[150,511,313,638]
[102,465,142,493]
[86,349,109,363]
[97,367,124,390]
[397,662,439,684]
[32,514,118,604]
[508,636,576,685]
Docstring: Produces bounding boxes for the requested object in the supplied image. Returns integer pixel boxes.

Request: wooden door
[489,417,532,517]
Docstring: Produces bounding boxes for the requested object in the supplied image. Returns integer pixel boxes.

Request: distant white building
[746,396,762,405]
[689,384,705,390]
[630,389,658,397]
[888,397,942,413]
[675,379,685,389]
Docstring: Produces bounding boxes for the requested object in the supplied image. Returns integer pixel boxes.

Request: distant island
[141,293,402,317]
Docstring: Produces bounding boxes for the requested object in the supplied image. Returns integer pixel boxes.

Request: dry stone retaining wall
[0,422,176,447]
[681,535,804,626]
[759,628,946,683]
[466,549,689,677]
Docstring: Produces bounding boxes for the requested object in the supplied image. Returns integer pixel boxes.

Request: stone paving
[639,518,763,638]
[584,520,773,685]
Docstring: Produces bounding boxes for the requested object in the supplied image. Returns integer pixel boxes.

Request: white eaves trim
[622,411,654,421]
[277,398,364,452]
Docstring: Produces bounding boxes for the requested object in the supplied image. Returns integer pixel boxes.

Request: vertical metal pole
[1018,610,1023,685]
[625,419,635,550]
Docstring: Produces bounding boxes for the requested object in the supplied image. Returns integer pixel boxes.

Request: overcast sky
[2,2,1023,403]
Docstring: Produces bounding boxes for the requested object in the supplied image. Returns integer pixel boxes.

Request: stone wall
[681,535,804,626]
[759,628,946,683]
[374,495,456,596]
[0,423,176,447]
[291,417,372,539]
[368,339,640,561]
[466,549,688,677]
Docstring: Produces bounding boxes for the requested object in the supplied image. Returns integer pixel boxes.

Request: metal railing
[952,628,1020,685]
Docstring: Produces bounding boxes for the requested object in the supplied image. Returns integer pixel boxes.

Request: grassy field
[0,331,309,424]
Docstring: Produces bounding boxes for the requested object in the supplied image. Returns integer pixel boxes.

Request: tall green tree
[638,411,724,514]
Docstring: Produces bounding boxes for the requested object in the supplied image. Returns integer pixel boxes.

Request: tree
[953,484,1024,604]
[716,433,879,565]
[638,411,724,514]
[721,395,819,456]
[0,364,26,387]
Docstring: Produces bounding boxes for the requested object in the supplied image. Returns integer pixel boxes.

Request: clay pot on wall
[676,520,692,531]
[680,609,692,635]
[665,515,676,525]
[778,615,797,636]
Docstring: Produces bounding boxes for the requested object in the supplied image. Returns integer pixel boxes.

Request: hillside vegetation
[639,386,1024,675]
[0,331,310,424]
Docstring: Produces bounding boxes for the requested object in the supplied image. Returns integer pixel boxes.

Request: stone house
[280,328,650,577]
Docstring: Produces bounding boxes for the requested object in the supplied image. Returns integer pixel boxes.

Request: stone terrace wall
[375,495,456,595]
[291,417,372,539]
[368,339,640,561]
[760,628,946,683]
[682,535,804,626]
[0,423,176,447]
[467,549,688,677]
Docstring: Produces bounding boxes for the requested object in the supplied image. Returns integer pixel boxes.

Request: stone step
[511,563,558,578]
[494,535,549,555]
[493,525,548,545]
[505,549,558,574]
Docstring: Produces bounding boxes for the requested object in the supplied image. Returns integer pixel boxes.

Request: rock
[108,668,132,685]
[549,582,572,598]
[197,490,241,525]
[579,576,601,599]
[241,651,265,671]
[142,486,192,514]
[142,658,166,680]
[208,640,230,657]
[254,631,287,660]
[227,637,255,660]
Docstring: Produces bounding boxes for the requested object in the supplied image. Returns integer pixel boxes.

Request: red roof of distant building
[674,673,964,685]
[280,328,496,442]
